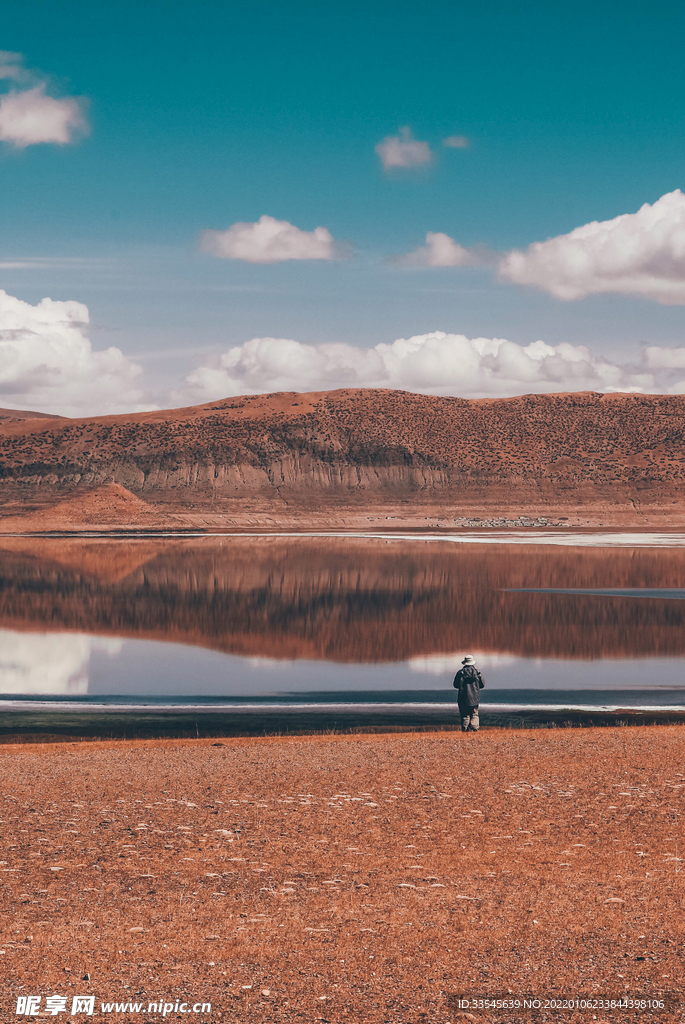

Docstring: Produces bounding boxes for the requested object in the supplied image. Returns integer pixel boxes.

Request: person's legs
[468,706,480,732]
[460,710,470,732]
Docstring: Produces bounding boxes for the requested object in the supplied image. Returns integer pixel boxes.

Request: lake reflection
[1,534,685,704]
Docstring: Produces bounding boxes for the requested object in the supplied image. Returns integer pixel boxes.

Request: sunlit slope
[1,389,685,519]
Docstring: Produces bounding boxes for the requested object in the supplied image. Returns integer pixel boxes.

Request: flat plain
[1,727,684,1023]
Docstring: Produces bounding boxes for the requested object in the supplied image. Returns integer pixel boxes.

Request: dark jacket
[453,665,485,707]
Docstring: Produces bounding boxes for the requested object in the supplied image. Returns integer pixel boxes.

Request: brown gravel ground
[1,728,684,1024]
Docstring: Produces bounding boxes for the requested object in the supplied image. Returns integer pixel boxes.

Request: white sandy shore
[8,529,685,547]
[2,700,684,713]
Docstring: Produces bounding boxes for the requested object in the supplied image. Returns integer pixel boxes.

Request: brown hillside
[0,406,64,422]
[0,483,177,533]
[1,388,685,525]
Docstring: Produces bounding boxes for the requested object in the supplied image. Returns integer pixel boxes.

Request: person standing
[453,655,485,732]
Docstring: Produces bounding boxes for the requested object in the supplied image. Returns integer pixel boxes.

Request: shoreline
[2,702,685,743]
[4,527,685,546]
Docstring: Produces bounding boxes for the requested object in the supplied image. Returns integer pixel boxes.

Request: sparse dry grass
[1,727,684,1022]
[3,389,685,525]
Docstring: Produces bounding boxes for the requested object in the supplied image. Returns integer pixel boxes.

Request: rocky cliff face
[1,388,685,512]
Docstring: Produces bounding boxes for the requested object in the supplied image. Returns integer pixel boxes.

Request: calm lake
[1,532,685,710]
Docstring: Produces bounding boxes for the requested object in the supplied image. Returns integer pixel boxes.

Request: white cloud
[0,52,88,148]
[641,346,685,393]
[0,85,87,147]
[0,630,90,695]
[393,231,478,267]
[644,346,685,371]
[375,127,432,169]
[199,214,340,263]
[0,629,122,695]
[499,190,685,305]
[0,51,25,81]
[0,289,149,417]
[443,135,470,149]
[409,652,517,674]
[177,331,678,405]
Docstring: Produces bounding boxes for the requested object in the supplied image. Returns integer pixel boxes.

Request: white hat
[462,655,475,665]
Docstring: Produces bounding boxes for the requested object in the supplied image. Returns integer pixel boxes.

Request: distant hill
[1,388,684,528]
[0,483,178,533]
[0,406,64,422]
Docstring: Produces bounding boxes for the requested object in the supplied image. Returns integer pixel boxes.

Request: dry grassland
[1,728,684,1023]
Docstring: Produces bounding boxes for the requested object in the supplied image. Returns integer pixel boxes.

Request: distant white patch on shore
[210,531,685,548]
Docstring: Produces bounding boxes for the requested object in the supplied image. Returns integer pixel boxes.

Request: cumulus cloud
[392,231,479,267]
[499,190,685,305]
[0,85,87,148]
[176,331,685,405]
[0,630,90,695]
[375,126,432,170]
[443,134,470,149]
[0,52,88,148]
[640,346,685,393]
[0,289,149,417]
[644,346,685,370]
[199,214,340,263]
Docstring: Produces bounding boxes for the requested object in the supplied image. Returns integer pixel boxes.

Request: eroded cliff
[1,388,685,521]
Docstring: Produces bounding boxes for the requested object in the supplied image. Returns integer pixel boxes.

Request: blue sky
[2,0,685,413]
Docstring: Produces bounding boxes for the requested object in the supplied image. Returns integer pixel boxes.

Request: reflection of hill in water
[1,537,685,661]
